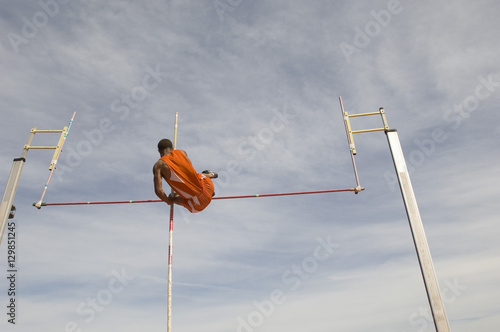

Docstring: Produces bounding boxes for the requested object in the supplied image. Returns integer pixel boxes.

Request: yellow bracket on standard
[24,126,70,170]
[342,107,391,154]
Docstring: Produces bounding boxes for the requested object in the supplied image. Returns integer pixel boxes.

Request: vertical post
[36,112,76,208]
[167,112,178,332]
[339,97,362,193]
[0,130,36,247]
[385,129,451,332]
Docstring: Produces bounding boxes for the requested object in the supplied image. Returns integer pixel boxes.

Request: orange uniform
[160,150,214,213]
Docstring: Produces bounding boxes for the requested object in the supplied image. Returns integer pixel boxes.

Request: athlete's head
[158,138,173,152]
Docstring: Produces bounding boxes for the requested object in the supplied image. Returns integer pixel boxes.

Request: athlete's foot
[202,170,218,179]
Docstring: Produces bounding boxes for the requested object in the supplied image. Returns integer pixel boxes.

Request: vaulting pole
[168,112,178,332]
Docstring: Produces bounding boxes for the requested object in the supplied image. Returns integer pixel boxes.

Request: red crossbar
[35,187,364,207]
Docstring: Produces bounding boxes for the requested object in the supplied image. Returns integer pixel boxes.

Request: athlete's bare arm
[153,159,184,206]
[153,159,173,205]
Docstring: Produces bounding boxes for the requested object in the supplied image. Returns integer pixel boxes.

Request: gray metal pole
[0,130,35,247]
[385,129,451,332]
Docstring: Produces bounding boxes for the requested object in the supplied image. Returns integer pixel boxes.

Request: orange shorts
[182,175,214,213]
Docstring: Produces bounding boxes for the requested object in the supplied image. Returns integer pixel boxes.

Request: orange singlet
[160,150,214,213]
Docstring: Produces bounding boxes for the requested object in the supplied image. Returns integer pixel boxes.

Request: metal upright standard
[0,133,34,248]
[339,97,451,332]
[168,112,178,332]
[0,112,76,247]
[386,129,450,332]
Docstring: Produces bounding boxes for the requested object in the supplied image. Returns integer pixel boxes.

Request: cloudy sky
[1,1,499,331]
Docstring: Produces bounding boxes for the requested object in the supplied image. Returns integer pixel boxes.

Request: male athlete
[153,139,217,213]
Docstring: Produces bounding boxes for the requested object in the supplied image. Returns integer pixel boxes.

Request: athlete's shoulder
[153,158,167,171]
[170,149,188,158]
